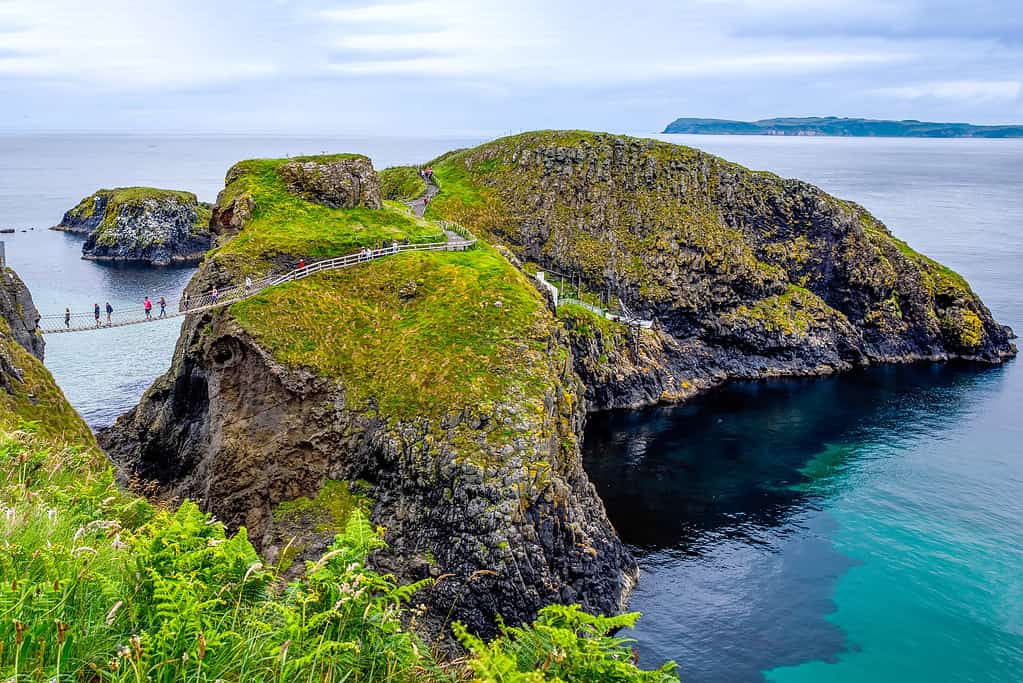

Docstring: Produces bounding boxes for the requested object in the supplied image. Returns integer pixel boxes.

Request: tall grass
[0,428,678,682]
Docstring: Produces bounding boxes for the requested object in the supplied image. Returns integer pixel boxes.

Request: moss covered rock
[277,154,382,209]
[54,187,212,266]
[425,131,1016,408]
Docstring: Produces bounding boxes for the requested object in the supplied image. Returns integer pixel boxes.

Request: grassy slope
[209,158,445,276]
[232,245,552,419]
[0,323,96,448]
[379,166,428,201]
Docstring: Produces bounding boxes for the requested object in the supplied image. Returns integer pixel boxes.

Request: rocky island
[100,131,1014,633]
[53,187,213,265]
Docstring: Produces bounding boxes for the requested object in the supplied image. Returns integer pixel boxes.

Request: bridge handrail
[39,228,477,333]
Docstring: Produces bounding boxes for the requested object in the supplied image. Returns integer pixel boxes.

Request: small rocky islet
[52,186,213,266]
[3,131,1016,679]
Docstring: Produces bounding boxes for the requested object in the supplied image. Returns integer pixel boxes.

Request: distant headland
[662,116,1023,138]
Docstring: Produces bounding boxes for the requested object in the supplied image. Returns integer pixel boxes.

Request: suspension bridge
[38,224,476,334]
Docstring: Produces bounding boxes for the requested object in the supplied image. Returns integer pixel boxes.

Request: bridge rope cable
[38,226,476,334]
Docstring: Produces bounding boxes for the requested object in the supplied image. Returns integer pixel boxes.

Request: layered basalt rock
[0,268,44,362]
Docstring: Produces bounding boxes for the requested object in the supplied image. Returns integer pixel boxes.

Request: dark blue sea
[1,132,1020,682]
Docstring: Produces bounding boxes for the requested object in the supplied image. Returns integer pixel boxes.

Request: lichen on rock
[277,154,382,209]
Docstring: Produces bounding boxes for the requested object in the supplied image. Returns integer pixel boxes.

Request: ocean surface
[1,132,1020,681]
[586,134,1023,682]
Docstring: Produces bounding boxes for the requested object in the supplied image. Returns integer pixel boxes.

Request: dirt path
[408,174,440,218]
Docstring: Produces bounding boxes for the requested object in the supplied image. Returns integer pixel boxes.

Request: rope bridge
[39,225,476,335]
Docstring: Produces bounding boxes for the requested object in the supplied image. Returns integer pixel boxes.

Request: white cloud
[870,80,1022,101]
[0,1,282,89]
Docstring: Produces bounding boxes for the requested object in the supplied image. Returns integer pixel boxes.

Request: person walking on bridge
[211,287,219,304]
[94,303,101,327]
[144,296,152,320]
[64,308,70,329]
[245,276,252,292]
[182,293,190,311]
[159,296,167,318]
[105,302,113,325]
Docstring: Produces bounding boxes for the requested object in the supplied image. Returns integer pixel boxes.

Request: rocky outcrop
[0,268,44,362]
[277,155,382,209]
[100,153,635,639]
[101,305,634,637]
[427,132,1016,410]
[54,188,213,266]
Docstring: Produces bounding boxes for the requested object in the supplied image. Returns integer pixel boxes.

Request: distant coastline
[662,116,1023,138]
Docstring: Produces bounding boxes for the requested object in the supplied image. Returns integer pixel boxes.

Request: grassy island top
[203,153,560,425]
[232,245,552,419]
[208,157,444,276]
[422,130,981,315]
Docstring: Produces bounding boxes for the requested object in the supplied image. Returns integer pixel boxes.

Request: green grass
[379,166,427,201]
[208,158,446,277]
[0,321,96,448]
[231,245,553,419]
[0,428,675,682]
[558,303,627,344]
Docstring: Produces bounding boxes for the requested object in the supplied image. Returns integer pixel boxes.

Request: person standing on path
[144,296,152,320]
[64,308,70,328]
[298,258,305,269]
[105,302,113,325]
[94,303,101,327]
[159,296,167,318]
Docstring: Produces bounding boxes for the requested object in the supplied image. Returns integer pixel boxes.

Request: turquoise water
[585,136,1023,682]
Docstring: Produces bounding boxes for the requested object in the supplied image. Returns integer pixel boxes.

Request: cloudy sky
[1,0,1020,134]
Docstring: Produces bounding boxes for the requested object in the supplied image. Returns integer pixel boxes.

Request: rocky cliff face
[0,268,44,362]
[427,132,1017,410]
[277,155,382,210]
[54,188,212,266]
[101,154,635,638]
